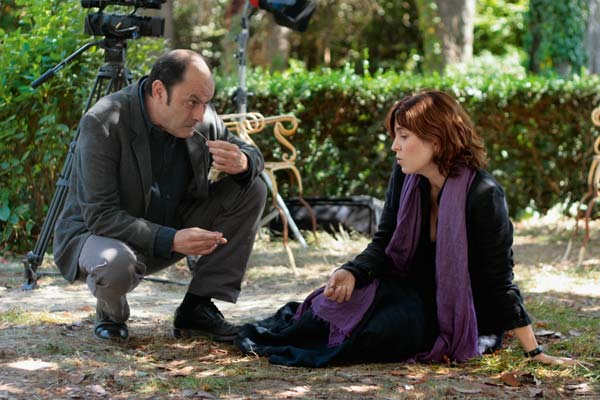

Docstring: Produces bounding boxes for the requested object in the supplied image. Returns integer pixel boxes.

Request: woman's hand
[531,352,579,366]
[323,269,356,303]
[512,326,580,367]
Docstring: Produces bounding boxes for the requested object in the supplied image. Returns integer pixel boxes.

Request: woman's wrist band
[524,345,544,358]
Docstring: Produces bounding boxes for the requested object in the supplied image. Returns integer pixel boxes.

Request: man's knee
[246,177,267,210]
[85,240,145,296]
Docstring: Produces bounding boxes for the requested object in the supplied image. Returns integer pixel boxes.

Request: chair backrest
[591,106,600,155]
[220,112,299,163]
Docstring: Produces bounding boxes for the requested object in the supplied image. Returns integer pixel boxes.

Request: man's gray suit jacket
[53,80,264,282]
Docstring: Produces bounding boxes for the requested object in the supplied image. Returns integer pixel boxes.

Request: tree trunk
[266,20,291,71]
[586,0,600,74]
[415,0,475,72]
[437,0,474,64]
[161,0,176,49]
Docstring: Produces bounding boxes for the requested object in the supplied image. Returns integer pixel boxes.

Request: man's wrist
[241,152,249,172]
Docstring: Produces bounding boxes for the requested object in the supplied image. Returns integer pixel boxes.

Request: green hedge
[212,64,600,220]
[2,12,600,253]
[0,0,164,252]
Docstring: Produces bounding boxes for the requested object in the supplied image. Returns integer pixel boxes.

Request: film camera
[82,0,165,39]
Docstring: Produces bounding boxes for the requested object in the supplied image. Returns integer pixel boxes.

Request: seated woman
[235,90,575,367]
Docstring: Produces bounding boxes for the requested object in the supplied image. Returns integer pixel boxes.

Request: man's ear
[152,80,166,100]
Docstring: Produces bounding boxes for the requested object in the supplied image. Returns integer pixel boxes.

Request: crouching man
[53,49,266,341]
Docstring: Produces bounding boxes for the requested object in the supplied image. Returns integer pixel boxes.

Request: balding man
[53,50,266,341]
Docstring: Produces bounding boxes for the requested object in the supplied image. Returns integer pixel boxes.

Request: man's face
[154,62,215,138]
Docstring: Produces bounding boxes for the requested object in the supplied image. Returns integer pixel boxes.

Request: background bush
[2,2,600,254]
[2,49,599,253]
[0,0,164,253]
[212,60,600,223]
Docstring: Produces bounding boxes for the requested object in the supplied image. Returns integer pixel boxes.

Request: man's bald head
[144,49,213,104]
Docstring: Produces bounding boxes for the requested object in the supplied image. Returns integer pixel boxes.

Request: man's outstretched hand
[172,227,227,255]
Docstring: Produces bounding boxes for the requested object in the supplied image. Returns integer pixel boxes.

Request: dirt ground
[0,220,599,399]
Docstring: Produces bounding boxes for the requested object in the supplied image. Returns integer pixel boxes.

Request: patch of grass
[0,308,79,326]
[0,308,31,325]
[40,341,75,356]
[462,295,600,385]
[138,375,228,394]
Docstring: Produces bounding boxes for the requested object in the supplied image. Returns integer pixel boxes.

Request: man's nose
[192,104,206,123]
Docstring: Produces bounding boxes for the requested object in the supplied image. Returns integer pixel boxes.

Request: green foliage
[172,0,230,65]
[525,0,588,75]
[474,0,528,55]
[0,0,164,252]
[212,62,600,221]
[289,0,421,71]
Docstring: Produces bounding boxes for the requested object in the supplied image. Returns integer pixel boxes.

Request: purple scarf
[295,166,480,362]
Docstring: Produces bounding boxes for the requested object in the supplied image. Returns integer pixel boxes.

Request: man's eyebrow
[188,94,209,103]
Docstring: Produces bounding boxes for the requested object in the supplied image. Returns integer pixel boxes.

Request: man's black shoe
[94,304,129,341]
[173,301,239,342]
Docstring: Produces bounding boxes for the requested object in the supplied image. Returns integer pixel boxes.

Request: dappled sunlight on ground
[0,224,598,399]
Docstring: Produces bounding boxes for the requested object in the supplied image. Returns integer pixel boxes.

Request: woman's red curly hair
[385,90,488,176]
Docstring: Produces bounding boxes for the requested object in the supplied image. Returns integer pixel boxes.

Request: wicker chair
[220,112,317,273]
[563,106,600,266]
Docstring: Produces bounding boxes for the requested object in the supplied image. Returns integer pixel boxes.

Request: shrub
[0,0,164,253]
[212,63,600,221]
[2,13,599,252]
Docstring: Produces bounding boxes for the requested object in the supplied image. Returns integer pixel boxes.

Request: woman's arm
[338,163,405,287]
[513,325,577,365]
[467,175,531,333]
[468,173,576,365]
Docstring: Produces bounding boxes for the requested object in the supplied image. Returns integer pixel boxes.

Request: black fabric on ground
[235,277,438,367]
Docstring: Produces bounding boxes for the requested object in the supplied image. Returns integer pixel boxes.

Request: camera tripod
[22,38,133,290]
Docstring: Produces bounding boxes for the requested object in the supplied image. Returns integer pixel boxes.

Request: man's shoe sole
[93,331,129,342]
[173,327,237,342]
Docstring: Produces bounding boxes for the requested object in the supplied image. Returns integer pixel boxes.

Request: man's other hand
[207,140,248,175]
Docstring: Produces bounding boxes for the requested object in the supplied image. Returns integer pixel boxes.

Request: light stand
[233,0,308,247]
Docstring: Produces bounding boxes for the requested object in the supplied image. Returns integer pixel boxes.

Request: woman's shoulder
[466,170,510,220]
[468,170,506,201]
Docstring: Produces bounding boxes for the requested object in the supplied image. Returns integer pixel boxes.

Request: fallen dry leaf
[69,373,86,384]
[565,382,591,393]
[451,385,481,394]
[86,384,107,396]
[167,366,194,377]
[528,387,544,398]
[388,369,405,376]
[500,372,521,387]
[535,329,556,336]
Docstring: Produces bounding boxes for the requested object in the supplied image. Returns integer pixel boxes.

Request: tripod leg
[22,60,132,290]
[22,141,75,290]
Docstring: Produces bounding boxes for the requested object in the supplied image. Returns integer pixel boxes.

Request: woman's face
[391,124,437,175]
